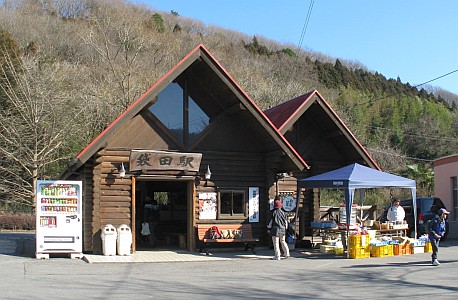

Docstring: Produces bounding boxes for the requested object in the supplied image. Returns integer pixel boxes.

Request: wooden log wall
[92,148,132,254]
[82,160,94,252]
[297,188,319,240]
[194,150,277,245]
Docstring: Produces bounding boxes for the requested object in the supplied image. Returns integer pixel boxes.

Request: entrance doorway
[135,179,190,250]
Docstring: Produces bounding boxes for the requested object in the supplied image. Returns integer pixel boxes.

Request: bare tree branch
[0,52,82,207]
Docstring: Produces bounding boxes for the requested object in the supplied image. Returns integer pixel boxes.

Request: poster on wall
[282,195,297,212]
[269,195,296,211]
[198,192,217,219]
[249,187,259,223]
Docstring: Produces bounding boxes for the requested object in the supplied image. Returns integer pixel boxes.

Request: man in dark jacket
[267,196,290,260]
[428,208,449,266]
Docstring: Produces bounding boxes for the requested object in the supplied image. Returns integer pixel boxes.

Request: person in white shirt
[387,198,405,222]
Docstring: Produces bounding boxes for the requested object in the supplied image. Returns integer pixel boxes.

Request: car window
[431,198,446,214]
[421,198,434,214]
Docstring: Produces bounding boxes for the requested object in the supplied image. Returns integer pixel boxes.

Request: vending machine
[36,180,83,259]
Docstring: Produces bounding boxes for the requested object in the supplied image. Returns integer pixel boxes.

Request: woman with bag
[267,196,290,260]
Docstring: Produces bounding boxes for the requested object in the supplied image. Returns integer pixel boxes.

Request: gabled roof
[264,90,380,170]
[67,44,309,173]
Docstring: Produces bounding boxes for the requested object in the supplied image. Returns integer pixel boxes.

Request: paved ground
[1,232,457,299]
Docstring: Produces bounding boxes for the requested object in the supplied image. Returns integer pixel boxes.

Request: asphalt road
[1,233,457,299]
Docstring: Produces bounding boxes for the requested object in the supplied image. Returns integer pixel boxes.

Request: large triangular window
[148,81,210,147]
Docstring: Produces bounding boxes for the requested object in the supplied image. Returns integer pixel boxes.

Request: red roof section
[264,91,314,131]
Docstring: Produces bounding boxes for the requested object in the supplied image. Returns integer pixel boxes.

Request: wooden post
[131,176,136,252]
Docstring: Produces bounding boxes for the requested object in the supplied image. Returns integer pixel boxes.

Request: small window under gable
[148,80,210,147]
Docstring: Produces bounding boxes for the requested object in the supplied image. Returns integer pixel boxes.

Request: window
[219,190,246,218]
[148,80,210,147]
[452,176,457,221]
[149,83,183,142]
[188,95,209,142]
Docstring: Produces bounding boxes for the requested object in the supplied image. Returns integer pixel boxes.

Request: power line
[366,147,434,163]
[297,0,314,51]
[366,126,458,143]
[353,68,458,107]
[286,0,314,87]
[415,69,458,88]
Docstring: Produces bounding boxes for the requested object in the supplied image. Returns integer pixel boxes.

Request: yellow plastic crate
[334,247,344,255]
[424,242,432,253]
[349,235,360,248]
[349,245,370,259]
[370,245,393,257]
[349,234,370,248]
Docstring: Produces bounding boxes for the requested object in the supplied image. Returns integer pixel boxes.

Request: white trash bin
[101,224,117,256]
[117,224,132,256]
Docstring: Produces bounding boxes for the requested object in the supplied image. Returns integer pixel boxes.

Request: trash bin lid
[117,224,131,232]
[117,225,132,238]
[102,224,117,234]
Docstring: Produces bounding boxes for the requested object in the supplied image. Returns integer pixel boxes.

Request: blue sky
[131,0,458,95]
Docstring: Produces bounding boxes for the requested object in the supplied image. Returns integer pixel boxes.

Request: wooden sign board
[129,150,202,172]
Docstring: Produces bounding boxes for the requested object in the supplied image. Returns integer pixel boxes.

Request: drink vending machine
[36,180,83,259]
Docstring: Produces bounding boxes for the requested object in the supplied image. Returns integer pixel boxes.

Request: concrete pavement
[1,232,457,299]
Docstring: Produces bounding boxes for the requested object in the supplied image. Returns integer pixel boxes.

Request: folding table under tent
[297,163,417,257]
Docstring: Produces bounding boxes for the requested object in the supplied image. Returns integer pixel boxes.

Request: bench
[197,224,259,255]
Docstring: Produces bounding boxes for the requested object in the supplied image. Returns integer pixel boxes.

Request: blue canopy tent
[297,163,416,257]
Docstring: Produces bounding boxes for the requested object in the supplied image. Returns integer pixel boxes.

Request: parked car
[380,197,449,239]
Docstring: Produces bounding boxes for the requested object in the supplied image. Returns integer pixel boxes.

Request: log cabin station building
[61,44,378,254]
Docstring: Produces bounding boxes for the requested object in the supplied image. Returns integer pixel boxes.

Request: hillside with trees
[1,0,458,208]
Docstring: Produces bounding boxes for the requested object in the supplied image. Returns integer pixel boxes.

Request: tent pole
[295,186,301,242]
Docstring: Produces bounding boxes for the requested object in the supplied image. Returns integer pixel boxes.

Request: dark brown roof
[264,90,380,170]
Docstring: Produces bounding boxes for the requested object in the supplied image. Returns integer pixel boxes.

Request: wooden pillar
[131,176,136,252]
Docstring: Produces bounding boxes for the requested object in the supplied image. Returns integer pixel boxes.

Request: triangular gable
[264,90,379,170]
[69,44,309,172]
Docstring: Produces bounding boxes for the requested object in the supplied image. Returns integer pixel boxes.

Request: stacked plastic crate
[370,241,394,258]
[349,234,370,259]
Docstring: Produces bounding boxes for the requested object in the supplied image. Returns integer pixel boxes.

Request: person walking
[267,196,290,260]
[428,208,450,266]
